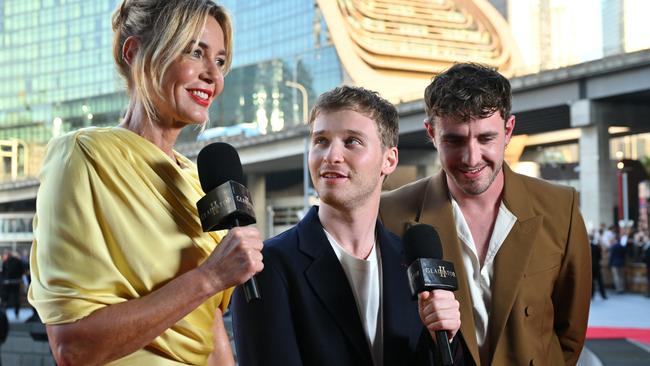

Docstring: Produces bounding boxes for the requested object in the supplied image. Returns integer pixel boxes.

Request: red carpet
[587,327,650,345]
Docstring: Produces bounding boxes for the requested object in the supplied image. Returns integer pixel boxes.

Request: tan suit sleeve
[552,188,591,365]
[380,177,430,236]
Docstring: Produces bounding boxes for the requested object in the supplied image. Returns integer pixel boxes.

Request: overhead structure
[316,0,523,102]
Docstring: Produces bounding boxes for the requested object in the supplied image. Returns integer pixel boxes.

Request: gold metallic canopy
[317,0,522,103]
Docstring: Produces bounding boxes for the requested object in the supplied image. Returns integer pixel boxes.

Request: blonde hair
[309,86,399,149]
[112,0,233,123]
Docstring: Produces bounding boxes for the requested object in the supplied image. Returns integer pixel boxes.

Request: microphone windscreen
[403,224,443,263]
[197,142,243,192]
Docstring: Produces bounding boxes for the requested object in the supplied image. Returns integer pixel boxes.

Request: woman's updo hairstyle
[112,0,232,122]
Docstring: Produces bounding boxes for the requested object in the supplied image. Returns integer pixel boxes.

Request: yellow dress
[28,127,233,365]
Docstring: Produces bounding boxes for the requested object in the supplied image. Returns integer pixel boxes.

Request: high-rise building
[621,0,650,53]
[507,0,603,73]
[211,0,342,132]
[0,0,519,151]
[506,0,650,73]
[602,0,624,56]
[605,0,650,54]
[0,0,125,145]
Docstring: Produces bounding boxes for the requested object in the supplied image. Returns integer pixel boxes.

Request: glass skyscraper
[0,0,345,242]
[0,0,343,146]
[213,0,342,133]
[0,0,125,144]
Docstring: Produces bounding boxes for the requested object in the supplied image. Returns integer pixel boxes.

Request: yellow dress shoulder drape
[29,127,233,365]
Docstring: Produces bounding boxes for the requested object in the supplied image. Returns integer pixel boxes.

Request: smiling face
[155,16,226,126]
[309,109,397,211]
[426,112,515,197]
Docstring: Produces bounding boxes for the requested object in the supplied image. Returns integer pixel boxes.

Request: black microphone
[403,224,458,366]
[196,142,260,302]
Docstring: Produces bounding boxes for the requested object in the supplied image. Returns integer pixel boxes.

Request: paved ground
[588,293,650,328]
[578,292,650,365]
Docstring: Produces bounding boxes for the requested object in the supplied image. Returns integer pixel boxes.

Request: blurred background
[0,0,649,364]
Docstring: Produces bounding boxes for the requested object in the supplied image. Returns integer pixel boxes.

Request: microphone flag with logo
[403,224,458,366]
[196,142,260,302]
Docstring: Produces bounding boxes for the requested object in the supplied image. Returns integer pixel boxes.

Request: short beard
[456,161,502,196]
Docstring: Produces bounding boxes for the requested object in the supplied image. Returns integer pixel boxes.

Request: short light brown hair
[309,86,399,148]
[112,0,233,122]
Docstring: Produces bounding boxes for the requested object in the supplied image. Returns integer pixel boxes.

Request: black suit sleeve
[231,251,303,366]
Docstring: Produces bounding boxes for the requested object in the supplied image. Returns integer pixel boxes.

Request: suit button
[529,359,535,366]
[525,306,533,316]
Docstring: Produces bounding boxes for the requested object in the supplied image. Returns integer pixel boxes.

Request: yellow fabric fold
[29,127,233,365]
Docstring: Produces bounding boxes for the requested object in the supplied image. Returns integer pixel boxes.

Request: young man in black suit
[232,86,462,365]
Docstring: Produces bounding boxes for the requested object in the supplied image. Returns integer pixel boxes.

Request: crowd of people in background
[590,223,650,299]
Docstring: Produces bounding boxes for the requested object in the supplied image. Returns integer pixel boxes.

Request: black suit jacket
[231,206,435,366]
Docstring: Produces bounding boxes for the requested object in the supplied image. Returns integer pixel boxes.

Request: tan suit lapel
[488,165,542,361]
[417,172,481,365]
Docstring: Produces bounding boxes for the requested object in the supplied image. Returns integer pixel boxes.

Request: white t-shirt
[325,229,383,366]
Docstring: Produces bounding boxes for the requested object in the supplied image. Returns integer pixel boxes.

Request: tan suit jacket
[380,165,591,366]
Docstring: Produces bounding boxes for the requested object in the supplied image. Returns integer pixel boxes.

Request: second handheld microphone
[403,224,458,366]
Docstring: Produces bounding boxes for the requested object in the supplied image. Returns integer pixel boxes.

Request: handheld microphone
[196,142,260,302]
[403,224,458,366]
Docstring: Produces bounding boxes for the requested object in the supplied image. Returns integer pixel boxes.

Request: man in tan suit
[380,63,591,365]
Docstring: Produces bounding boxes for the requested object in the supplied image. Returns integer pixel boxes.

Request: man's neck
[318,199,379,260]
[447,167,506,266]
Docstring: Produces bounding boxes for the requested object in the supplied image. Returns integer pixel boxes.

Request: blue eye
[345,137,362,146]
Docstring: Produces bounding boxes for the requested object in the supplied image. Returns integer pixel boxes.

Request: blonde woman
[28,1,263,365]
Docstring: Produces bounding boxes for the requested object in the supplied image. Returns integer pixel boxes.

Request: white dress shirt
[450,198,517,366]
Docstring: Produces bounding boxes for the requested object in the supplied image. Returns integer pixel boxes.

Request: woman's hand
[198,226,264,294]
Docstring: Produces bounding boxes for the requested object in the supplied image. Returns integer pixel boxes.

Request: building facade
[0,0,522,246]
[0,0,649,248]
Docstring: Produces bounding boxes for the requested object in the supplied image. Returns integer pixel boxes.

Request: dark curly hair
[309,85,399,148]
[424,63,511,123]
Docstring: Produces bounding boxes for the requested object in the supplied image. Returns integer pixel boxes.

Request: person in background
[380,63,591,365]
[590,231,607,300]
[632,228,646,262]
[0,304,7,366]
[18,248,34,320]
[642,233,650,297]
[619,226,636,261]
[232,86,463,366]
[28,1,263,364]
[2,251,24,319]
[600,225,616,249]
[609,230,627,293]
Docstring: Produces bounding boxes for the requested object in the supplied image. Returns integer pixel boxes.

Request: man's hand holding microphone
[404,224,461,366]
